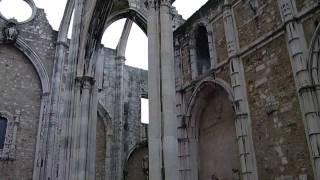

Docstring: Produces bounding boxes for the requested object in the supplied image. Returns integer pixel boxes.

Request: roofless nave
[0,0,320,179]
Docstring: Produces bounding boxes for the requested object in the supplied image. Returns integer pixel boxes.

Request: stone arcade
[0,0,320,179]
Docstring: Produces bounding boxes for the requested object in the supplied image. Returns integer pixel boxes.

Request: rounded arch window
[195,25,211,75]
[0,0,34,23]
[0,116,7,149]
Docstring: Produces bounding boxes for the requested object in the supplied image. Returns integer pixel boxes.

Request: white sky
[0,0,208,123]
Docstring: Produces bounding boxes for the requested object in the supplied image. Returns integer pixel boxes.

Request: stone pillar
[60,0,98,179]
[159,1,179,179]
[110,19,133,180]
[147,0,179,179]
[112,56,125,180]
[278,0,320,178]
[33,92,50,180]
[147,1,163,180]
[222,1,258,180]
[33,0,75,179]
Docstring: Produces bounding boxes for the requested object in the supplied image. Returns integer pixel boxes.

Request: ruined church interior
[0,0,320,179]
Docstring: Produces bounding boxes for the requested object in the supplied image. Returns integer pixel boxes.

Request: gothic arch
[0,37,50,94]
[179,78,242,180]
[0,37,50,178]
[123,140,148,180]
[189,20,217,79]
[308,23,320,88]
[186,77,234,117]
[104,8,147,35]
[98,102,112,128]
[97,102,114,179]
[14,38,50,94]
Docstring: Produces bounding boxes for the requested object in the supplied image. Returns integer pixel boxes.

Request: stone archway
[123,143,148,180]
[196,84,240,179]
[307,23,320,175]
[180,78,241,180]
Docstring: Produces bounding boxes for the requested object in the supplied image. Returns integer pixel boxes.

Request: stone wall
[0,44,42,180]
[123,65,148,154]
[0,7,56,180]
[173,0,318,179]
[96,114,107,180]
[243,36,313,179]
[98,47,148,179]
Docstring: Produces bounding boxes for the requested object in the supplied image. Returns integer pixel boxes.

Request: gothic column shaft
[113,56,125,180]
[278,0,320,178]
[159,1,179,180]
[147,1,163,179]
[223,2,258,180]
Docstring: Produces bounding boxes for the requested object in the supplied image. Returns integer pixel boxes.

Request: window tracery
[0,110,21,160]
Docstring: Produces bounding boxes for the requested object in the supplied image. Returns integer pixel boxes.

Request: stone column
[147,0,179,179]
[109,19,133,180]
[33,0,75,179]
[223,1,258,180]
[112,55,125,180]
[33,92,50,180]
[61,0,98,179]
[278,0,320,178]
[147,1,163,180]
[159,0,179,179]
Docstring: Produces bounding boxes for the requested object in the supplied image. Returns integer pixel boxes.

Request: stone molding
[0,0,38,24]
[278,0,320,178]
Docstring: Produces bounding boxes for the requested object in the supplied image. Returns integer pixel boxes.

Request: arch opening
[102,18,127,49]
[102,18,148,70]
[184,82,240,179]
[126,22,148,70]
[124,144,148,180]
[195,25,211,75]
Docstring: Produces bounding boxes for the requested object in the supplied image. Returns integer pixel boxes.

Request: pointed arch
[104,8,147,35]
[186,77,234,118]
[308,23,320,87]
[14,38,50,94]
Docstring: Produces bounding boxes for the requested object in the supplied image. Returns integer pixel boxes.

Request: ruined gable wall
[0,8,56,180]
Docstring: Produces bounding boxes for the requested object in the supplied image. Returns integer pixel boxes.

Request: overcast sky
[0,0,207,124]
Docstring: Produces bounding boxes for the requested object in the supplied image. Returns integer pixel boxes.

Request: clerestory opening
[141,98,149,124]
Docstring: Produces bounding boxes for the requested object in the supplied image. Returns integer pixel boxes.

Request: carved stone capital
[159,0,170,7]
[278,0,295,23]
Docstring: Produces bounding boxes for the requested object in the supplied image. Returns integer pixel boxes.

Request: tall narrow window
[0,116,7,149]
[141,98,149,124]
[196,25,211,75]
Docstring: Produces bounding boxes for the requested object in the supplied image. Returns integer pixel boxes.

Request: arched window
[0,116,7,149]
[196,25,211,75]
